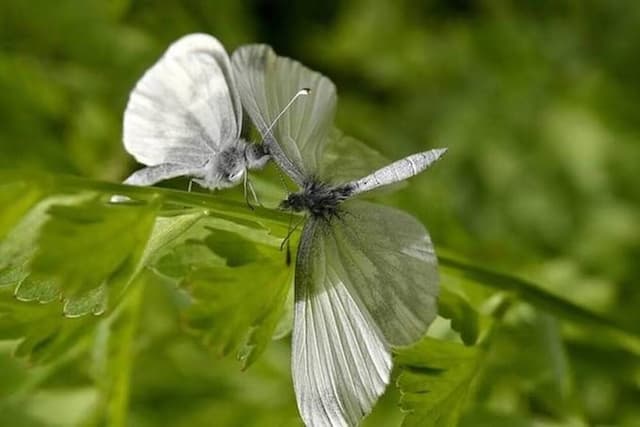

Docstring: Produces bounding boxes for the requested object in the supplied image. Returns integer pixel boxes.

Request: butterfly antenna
[256,87,310,197]
[260,88,311,144]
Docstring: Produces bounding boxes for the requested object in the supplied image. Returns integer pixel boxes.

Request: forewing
[122,164,203,186]
[124,33,242,166]
[293,218,392,427]
[232,45,337,185]
[330,200,439,346]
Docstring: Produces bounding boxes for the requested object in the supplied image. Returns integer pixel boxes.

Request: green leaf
[0,401,48,427]
[478,310,573,417]
[395,337,480,427]
[148,212,283,278]
[0,196,109,362]
[0,198,194,362]
[438,288,479,346]
[179,232,292,369]
[63,284,108,318]
[136,210,293,369]
[203,229,261,267]
[0,286,100,364]
[0,181,43,240]
[1,193,123,319]
[139,211,207,267]
[1,194,87,291]
[29,197,158,298]
[94,276,146,427]
[459,409,534,427]
[237,267,293,369]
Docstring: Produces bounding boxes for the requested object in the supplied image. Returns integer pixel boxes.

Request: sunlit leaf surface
[395,338,480,427]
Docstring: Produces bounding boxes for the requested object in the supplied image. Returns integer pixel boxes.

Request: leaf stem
[5,170,294,226]
[106,278,144,427]
[439,255,640,355]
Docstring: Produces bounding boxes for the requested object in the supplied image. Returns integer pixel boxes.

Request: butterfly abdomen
[350,148,448,195]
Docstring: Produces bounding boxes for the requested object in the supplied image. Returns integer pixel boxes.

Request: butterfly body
[188,139,269,189]
[281,180,353,220]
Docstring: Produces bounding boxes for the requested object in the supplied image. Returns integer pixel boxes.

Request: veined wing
[293,218,392,427]
[124,33,242,167]
[122,163,204,186]
[327,200,439,347]
[348,148,447,196]
[293,201,439,425]
[232,45,337,185]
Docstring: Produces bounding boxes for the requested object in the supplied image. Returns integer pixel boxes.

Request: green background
[1,1,639,426]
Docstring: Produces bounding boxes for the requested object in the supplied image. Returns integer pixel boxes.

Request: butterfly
[121,33,270,197]
[232,45,446,426]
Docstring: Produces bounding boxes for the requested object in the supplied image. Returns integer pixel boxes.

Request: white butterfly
[232,45,446,426]
[121,33,270,193]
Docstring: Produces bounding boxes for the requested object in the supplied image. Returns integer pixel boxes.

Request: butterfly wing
[121,163,204,186]
[231,45,337,185]
[124,33,242,167]
[294,218,392,427]
[293,201,439,426]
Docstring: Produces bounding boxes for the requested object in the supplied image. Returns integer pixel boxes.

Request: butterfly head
[243,142,270,170]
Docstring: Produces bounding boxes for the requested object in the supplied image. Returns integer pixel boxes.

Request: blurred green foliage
[1,1,639,426]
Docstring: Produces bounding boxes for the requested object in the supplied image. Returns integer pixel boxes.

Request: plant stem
[106,278,144,427]
[439,255,640,355]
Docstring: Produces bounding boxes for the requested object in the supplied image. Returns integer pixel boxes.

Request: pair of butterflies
[123,34,446,427]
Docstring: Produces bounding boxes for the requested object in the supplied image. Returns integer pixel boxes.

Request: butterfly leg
[191,178,207,190]
[285,239,292,266]
[247,177,261,207]
[243,169,255,210]
[280,214,306,251]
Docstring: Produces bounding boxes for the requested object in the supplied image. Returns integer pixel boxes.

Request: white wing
[124,33,242,167]
[294,218,391,427]
[231,45,336,185]
[122,163,203,186]
[349,148,447,196]
[293,201,439,426]
[328,200,439,346]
